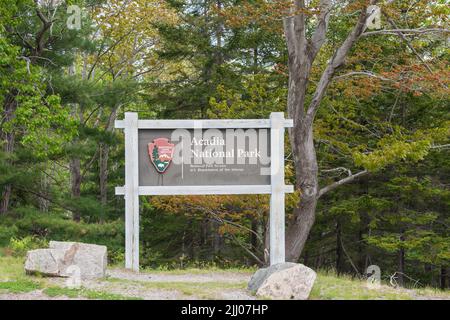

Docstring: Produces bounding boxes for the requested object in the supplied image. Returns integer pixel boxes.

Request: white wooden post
[269,112,286,265]
[124,112,139,271]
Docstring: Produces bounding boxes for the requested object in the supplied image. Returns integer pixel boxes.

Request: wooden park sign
[115,112,294,271]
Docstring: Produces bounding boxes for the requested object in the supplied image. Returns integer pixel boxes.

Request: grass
[1,255,449,300]
[139,266,256,275]
[107,277,248,299]
[43,286,142,300]
[310,271,411,300]
[0,255,141,300]
[310,270,450,300]
[0,256,28,280]
[0,279,42,293]
[43,287,80,298]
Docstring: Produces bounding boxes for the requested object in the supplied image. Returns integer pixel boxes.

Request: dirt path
[107,269,252,283]
[87,269,254,300]
[0,290,88,300]
[0,268,255,300]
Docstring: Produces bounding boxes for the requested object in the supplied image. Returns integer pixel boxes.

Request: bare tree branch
[333,71,396,82]
[309,0,333,60]
[362,28,450,37]
[321,167,352,176]
[283,17,297,57]
[186,204,265,244]
[283,0,311,123]
[34,8,55,58]
[306,0,379,121]
[293,0,308,57]
[382,12,434,74]
[318,170,368,198]
[430,144,450,150]
[19,56,31,74]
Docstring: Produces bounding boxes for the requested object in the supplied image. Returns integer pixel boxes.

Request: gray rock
[24,241,107,279]
[248,262,298,292]
[49,241,107,279]
[248,263,316,300]
[24,249,66,277]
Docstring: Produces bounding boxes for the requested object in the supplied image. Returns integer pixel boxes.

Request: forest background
[0,0,448,289]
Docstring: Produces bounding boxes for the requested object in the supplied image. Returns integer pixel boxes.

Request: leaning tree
[282,0,449,261]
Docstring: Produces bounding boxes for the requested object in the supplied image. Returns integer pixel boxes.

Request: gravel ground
[106,269,252,283]
[0,290,88,300]
[86,269,254,300]
[0,268,255,300]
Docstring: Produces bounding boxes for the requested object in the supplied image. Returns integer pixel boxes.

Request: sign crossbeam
[115,119,293,129]
[115,112,293,271]
[115,185,294,196]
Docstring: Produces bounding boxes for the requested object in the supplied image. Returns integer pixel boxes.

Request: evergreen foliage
[0,0,448,289]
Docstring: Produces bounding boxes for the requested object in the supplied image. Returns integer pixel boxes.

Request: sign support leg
[270,112,286,265]
[124,112,139,271]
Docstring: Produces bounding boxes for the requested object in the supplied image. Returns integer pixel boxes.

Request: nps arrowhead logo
[148,138,175,174]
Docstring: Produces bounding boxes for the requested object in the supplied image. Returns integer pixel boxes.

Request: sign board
[115,113,294,271]
[138,129,271,186]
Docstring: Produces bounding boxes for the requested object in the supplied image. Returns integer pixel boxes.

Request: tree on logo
[152,146,168,173]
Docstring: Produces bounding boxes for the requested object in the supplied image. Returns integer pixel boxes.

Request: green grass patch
[138,266,256,275]
[43,287,81,298]
[0,255,46,295]
[0,255,140,300]
[310,271,413,300]
[0,256,27,280]
[43,286,142,300]
[0,279,42,293]
[83,289,142,300]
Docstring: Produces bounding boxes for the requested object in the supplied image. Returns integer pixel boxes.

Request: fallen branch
[224,233,265,265]
[340,237,361,276]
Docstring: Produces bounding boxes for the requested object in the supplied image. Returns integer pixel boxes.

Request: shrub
[1,207,125,264]
[9,236,48,257]
[0,225,18,247]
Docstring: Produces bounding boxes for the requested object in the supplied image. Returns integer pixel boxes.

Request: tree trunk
[285,123,319,261]
[99,143,109,206]
[264,219,270,265]
[70,158,82,221]
[0,93,18,215]
[398,232,405,287]
[39,166,50,212]
[250,217,258,251]
[440,266,447,290]
[336,219,343,274]
[398,248,405,286]
[200,218,208,246]
[212,219,222,256]
[358,225,366,272]
[282,0,374,263]
[99,108,118,206]
[67,65,83,221]
[0,185,12,215]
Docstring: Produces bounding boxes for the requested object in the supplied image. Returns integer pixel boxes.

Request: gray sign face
[138,129,271,186]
